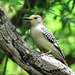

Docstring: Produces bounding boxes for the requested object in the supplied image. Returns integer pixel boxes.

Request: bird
[23,14,68,66]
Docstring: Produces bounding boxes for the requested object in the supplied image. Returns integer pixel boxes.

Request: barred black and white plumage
[41,27,68,66]
[41,27,63,56]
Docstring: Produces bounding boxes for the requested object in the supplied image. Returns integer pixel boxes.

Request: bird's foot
[38,51,53,57]
[41,52,52,57]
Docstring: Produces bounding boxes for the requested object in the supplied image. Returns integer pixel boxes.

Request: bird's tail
[46,50,68,66]
[54,49,68,66]
[56,57,68,66]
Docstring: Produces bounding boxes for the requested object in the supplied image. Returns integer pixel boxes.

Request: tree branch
[0,7,75,75]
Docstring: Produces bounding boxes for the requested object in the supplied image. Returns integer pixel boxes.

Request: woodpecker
[23,15,68,66]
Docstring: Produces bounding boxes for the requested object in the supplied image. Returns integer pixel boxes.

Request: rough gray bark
[0,7,75,75]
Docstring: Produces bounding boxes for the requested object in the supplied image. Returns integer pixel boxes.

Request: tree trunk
[0,7,75,75]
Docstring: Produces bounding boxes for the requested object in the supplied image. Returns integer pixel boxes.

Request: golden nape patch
[41,17,44,25]
[41,17,43,21]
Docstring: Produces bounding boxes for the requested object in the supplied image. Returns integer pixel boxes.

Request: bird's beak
[22,17,33,20]
[22,16,34,20]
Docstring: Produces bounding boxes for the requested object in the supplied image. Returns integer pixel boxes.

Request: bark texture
[0,7,75,75]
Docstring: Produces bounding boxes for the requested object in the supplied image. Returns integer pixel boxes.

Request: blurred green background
[0,0,75,75]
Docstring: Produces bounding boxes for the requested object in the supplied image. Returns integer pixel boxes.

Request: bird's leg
[45,51,53,57]
[40,51,53,57]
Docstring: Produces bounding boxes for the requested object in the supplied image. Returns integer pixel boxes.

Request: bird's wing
[41,27,64,57]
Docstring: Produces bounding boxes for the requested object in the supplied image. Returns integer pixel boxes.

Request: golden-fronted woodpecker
[23,15,68,66]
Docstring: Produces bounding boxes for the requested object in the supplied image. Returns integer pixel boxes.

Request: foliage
[0,0,75,75]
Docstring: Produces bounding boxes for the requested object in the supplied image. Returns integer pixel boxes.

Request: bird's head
[23,15,43,26]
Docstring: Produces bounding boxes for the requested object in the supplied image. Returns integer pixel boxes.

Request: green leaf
[70,63,75,71]
[0,0,9,2]
[54,15,58,20]
[9,1,22,5]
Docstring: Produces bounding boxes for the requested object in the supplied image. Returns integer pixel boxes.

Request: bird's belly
[31,31,54,52]
[35,39,51,52]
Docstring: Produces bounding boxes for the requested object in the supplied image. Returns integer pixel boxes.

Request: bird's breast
[30,27,55,52]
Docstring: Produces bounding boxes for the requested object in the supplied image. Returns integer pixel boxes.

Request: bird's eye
[34,17,37,19]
